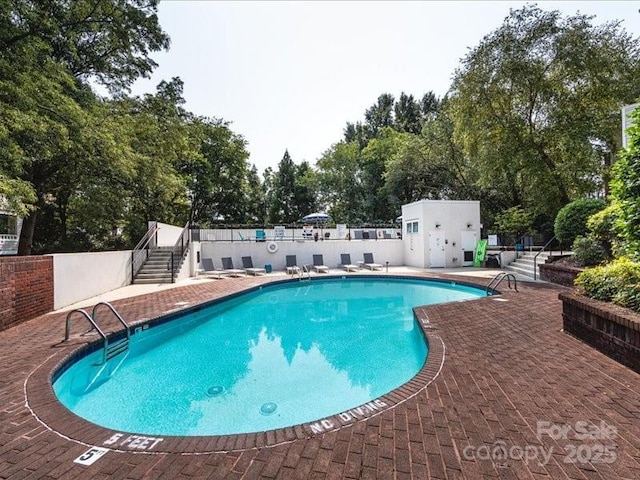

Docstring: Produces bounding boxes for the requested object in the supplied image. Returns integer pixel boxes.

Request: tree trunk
[17,209,37,256]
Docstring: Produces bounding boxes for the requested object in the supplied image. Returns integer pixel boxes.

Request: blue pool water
[53,278,484,436]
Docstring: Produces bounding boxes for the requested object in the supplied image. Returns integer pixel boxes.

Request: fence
[192,225,402,243]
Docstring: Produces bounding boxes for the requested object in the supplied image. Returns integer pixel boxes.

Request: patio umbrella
[301,213,331,223]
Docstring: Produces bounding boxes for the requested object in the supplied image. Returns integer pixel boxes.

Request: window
[406,221,419,234]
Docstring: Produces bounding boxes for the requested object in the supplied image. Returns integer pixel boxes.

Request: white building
[0,199,21,255]
[401,200,481,268]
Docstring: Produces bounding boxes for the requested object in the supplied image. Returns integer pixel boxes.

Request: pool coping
[25,274,487,454]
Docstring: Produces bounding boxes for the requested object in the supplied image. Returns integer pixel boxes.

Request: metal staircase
[131,222,190,284]
[133,246,178,284]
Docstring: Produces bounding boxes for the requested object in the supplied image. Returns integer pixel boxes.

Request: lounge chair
[221,257,245,276]
[363,253,383,270]
[285,255,300,274]
[242,256,266,276]
[312,254,329,273]
[340,254,359,272]
[198,258,228,279]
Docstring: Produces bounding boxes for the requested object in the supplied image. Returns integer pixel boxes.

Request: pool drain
[207,386,225,397]
[260,402,278,415]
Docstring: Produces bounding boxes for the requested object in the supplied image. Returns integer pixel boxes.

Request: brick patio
[1,273,639,479]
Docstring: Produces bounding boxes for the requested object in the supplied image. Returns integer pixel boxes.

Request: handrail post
[171,252,175,283]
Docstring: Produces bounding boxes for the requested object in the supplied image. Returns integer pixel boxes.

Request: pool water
[53,278,484,436]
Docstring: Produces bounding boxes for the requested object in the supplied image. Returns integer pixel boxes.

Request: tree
[183,115,250,226]
[364,93,395,140]
[0,0,170,92]
[1,0,169,254]
[316,142,366,223]
[394,93,421,134]
[449,5,640,219]
[268,150,298,223]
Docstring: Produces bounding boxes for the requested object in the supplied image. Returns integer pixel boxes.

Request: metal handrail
[92,302,130,341]
[169,222,191,283]
[65,309,110,363]
[533,236,558,281]
[486,272,518,295]
[131,221,159,281]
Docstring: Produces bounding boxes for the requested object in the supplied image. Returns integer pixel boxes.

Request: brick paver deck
[1,273,639,479]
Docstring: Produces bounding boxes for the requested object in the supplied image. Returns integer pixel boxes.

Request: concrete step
[504,263,537,278]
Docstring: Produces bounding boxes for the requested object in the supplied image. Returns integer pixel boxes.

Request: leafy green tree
[293,161,318,221]
[268,150,298,223]
[394,93,421,134]
[1,0,169,254]
[316,142,366,223]
[245,165,267,224]
[494,206,535,242]
[0,0,170,92]
[364,93,395,140]
[449,5,640,219]
[184,115,250,226]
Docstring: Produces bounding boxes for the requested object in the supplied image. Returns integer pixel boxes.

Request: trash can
[264,264,272,274]
[486,254,500,268]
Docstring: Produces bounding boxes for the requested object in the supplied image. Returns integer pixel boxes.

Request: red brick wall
[0,256,54,332]
[559,292,640,374]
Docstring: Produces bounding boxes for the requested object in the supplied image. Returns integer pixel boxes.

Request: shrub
[571,235,608,267]
[586,204,622,258]
[554,198,606,247]
[575,257,640,312]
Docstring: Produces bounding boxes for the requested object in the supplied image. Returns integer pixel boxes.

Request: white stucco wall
[197,239,403,272]
[155,222,186,247]
[52,250,132,309]
[402,200,481,268]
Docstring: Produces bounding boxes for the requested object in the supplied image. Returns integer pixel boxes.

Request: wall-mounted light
[435,223,441,228]
[467,223,473,228]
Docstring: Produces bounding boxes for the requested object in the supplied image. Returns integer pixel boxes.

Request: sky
[127,1,640,173]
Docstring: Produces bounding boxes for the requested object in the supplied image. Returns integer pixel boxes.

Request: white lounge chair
[363,253,383,270]
[221,257,245,276]
[312,254,329,273]
[340,254,359,272]
[198,258,229,279]
[286,255,300,274]
[242,256,266,276]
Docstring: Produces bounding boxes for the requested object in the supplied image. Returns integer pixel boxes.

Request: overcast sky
[128,1,640,173]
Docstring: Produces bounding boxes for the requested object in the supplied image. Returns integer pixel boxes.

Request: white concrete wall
[402,200,481,269]
[155,222,185,247]
[51,250,132,309]
[197,239,403,272]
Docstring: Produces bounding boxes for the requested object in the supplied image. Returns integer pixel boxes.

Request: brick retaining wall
[559,291,640,374]
[539,262,583,287]
[0,256,53,332]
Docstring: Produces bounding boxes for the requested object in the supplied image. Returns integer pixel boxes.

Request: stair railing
[533,236,559,281]
[169,222,191,283]
[131,221,159,283]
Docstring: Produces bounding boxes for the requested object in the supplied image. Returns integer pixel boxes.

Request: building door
[429,231,446,268]
[460,230,478,266]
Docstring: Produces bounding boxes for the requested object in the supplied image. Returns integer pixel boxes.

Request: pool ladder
[65,302,131,365]
[486,272,518,296]
[290,264,311,281]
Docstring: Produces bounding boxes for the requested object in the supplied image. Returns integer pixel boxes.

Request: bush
[571,235,608,266]
[575,257,640,312]
[554,198,606,247]
[586,204,622,258]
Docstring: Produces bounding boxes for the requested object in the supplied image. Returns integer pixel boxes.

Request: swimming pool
[53,277,485,436]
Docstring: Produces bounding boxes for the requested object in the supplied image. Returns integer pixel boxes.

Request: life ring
[267,241,278,253]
